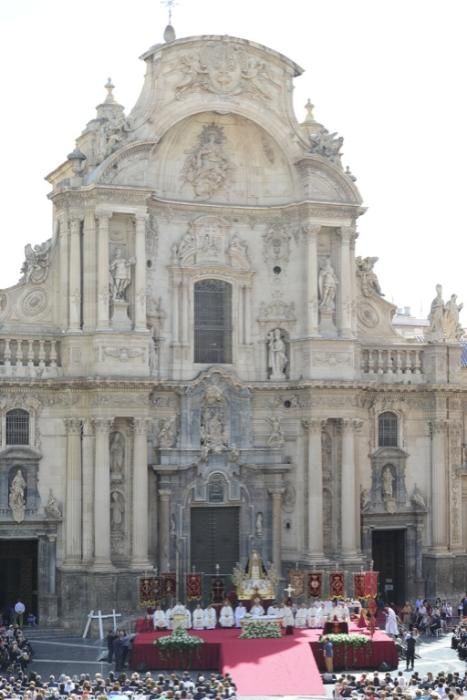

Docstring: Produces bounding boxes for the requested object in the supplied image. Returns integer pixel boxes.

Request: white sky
[1,0,466,320]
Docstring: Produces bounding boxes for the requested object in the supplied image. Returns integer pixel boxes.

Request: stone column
[131,418,151,568]
[83,208,97,330]
[159,489,171,572]
[81,419,95,565]
[338,226,354,338]
[430,419,448,551]
[341,419,362,560]
[93,418,113,569]
[48,535,57,595]
[270,489,284,572]
[303,419,325,559]
[304,224,320,337]
[68,218,81,331]
[97,213,111,330]
[134,214,147,331]
[59,215,69,328]
[63,418,82,566]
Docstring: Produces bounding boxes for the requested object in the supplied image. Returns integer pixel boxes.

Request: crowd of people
[333,669,467,698]
[0,670,237,699]
[0,625,33,676]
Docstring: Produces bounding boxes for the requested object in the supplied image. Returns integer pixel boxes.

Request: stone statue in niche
[255,512,264,537]
[181,124,232,200]
[110,431,125,482]
[110,490,124,529]
[410,484,426,510]
[267,416,284,448]
[9,469,26,523]
[382,465,396,513]
[267,328,288,380]
[110,248,135,301]
[356,256,384,297]
[201,408,227,454]
[158,417,177,448]
[360,487,371,513]
[318,257,338,312]
[21,239,52,284]
[44,489,62,520]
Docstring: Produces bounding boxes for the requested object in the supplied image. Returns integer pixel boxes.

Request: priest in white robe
[204,604,217,630]
[153,605,168,630]
[219,599,235,627]
[250,599,265,617]
[192,604,205,630]
[234,602,247,628]
[384,606,399,636]
[294,603,308,628]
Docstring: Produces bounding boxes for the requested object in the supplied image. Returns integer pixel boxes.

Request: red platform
[131,623,398,696]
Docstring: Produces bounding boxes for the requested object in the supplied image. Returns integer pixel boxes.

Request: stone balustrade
[0,337,62,377]
[361,345,424,380]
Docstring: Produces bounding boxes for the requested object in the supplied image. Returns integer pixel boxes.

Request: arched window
[194,279,232,364]
[378,412,398,447]
[6,409,30,445]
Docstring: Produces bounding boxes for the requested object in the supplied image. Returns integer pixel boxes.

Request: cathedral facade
[0,28,466,628]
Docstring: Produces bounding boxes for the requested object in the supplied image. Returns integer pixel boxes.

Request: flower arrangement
[320,633,369,647]
[155,627,204,651]
[240,620,282,639]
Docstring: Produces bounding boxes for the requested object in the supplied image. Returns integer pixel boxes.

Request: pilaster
[63,418,82,567]
[134,214,148,331]
[302,418,325,560]
[97,213,111,330]
[131,418,151,568]
[341,418,362,560]
[93,418,113,570]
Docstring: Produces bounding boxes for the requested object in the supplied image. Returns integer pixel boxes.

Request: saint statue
[444,294,464,340]
[110,491,124,527]
[428,284,445,339]
[382,466,394,499]
[318,257,338,312]
[245,550,267,580]
[267,328,288,380]
[110,248,135,301]
[45,489,62,519]
[110,431,125,481]
[9,469,26,523]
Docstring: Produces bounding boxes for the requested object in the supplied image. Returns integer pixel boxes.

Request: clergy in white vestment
[219,600,235,627]
[192,604,205,630]
[250,599,265,617]
[185,608,192,629]
[172,602,188,629]
[204,604,217,629]
[153,605,168,630]
[234,602,247,628]
[166,606,174,629]
[294,603,308,628]
[267,603,280,617]
[281,604,294,629]
[384,606,399,636]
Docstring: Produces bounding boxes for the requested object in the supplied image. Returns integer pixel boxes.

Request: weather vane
[161,0,178,25]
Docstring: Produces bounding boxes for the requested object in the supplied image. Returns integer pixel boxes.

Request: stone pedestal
[111,299,131,330]
[319,308,337,337]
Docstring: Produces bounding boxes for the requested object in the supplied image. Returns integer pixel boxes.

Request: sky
[0,0,466,320]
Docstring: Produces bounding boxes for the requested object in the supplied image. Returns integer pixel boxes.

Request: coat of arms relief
[175,43,276,100]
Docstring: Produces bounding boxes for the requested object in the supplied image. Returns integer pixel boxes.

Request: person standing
[323,638,334,673]
[405,629,417,671]
[14,600,26,627]
[384,605,398,637]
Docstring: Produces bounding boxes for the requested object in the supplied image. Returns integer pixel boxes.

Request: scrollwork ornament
[21,288,48,317]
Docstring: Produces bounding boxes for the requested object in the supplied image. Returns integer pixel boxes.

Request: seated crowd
[149,598,360,631]
[0,670,237,699]
[0,625,33,675]
[333,670,467,699]
[450,621,467,660]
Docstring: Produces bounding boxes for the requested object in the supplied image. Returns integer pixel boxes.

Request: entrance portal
[372,529,406,605]
[191,507,239,576]
[0,539,38,619]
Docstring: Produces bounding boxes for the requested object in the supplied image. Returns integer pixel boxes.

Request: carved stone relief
[20,239,52,285]
[356,256,384,297]
[308,126,343,165]
[172,216,229,266]
[175,43,277,100]
[110,431,125,483]
[181,124,233,200]
[258,298,296,323]
[266,416,284,448]
[21,289,48,317]
[157,417,178,448]
[262,220,292,266]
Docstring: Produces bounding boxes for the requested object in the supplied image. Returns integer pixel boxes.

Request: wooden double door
[191,507,239,577]
[372,529,406,605]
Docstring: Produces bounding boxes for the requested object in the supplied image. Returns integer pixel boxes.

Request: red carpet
[131,623,397,696]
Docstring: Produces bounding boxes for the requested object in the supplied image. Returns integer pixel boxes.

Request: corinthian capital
[429,419,449,435]
[64,418,82,434]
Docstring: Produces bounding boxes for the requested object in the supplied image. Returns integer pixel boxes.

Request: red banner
[354,573,366,599]
[329,572,345,599]
[138,576,161,608]
[161,572,177,598]
[186,573,202,601]
[308,572,323,598]
[364,571,379,598]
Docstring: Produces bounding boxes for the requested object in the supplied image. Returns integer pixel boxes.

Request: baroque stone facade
[0,27,466,629]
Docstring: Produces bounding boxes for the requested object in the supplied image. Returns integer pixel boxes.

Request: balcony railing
[361,346,424,379]
[0,337,62,377]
